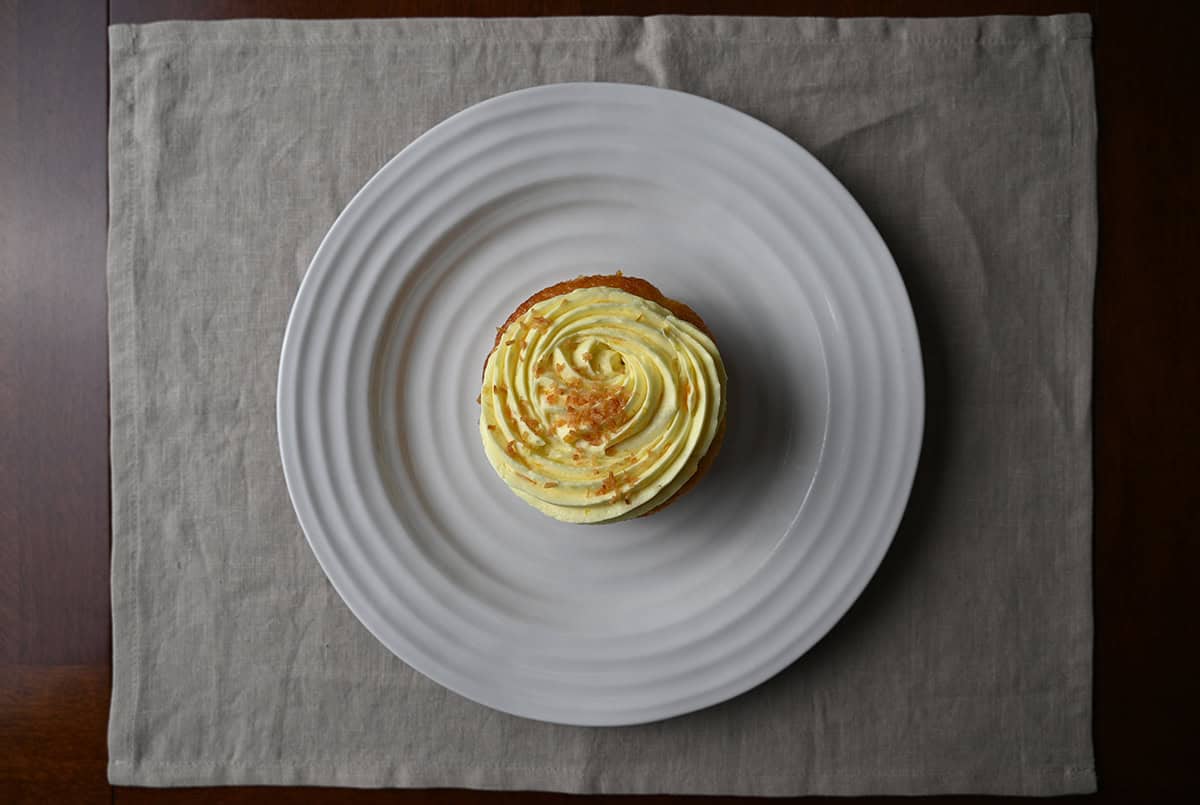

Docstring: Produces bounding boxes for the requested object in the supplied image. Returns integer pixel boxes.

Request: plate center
[371,175,830,636]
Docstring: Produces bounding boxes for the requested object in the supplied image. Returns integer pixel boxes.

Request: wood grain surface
[3,0,1197,802]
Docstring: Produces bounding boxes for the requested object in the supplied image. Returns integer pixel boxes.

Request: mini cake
[479,274,727,524]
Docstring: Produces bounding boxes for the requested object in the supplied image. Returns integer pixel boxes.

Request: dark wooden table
[3,0,1197,802]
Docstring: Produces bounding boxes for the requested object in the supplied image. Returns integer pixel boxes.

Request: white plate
[278,83,923,725]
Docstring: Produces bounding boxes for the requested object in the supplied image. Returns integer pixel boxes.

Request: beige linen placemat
[107,15,1096,794]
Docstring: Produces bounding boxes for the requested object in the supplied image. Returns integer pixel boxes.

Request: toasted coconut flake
[557,384,630,441]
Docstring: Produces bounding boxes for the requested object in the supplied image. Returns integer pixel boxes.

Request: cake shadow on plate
[675,317,804,508]
[697,238,950,712]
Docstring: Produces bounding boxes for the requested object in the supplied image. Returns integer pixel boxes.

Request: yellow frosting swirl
[480,286,726,524]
